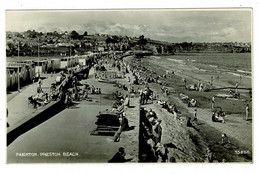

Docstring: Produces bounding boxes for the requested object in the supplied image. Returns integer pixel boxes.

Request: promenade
[7,64,140,163]
[7,74,57,127]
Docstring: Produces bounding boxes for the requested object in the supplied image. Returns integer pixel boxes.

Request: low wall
[7,99,65,146]
[119,97,140,162]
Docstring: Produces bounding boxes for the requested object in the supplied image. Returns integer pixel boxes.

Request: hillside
[6,30,251,57]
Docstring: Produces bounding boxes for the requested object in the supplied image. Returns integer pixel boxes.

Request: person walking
[193,109,198,124]
[199,83,203,92]
[38,78,42,87]
[182,78,187,88]
[7,108,9,127]
[32,76,35,83]
[197,80,201,91]
[235,82,239,93]
[246,104,250,121]
[211,96,215,109]
[123,95,130,108]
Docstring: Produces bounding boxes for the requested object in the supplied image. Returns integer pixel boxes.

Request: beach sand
[125,54,252,162]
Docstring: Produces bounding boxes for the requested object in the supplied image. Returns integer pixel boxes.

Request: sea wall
[7,99,65,146]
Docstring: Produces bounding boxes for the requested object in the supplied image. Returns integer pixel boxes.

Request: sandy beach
[124,53,252,162]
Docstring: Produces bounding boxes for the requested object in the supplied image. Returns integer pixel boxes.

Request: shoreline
[124,55,252,162]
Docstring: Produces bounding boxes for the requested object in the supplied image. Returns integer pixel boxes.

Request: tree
[20,43,30,56]
[157,46,162,54]
[106,37,118,44]
[167,45,174,54]
[71,30,79,40]
[83,31,88,36]
[112,35,119,40]
[28,30,38,38]
[138,35,147,50]
[6,42,16,56]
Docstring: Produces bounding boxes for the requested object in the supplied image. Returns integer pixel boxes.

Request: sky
[6,9,252,43]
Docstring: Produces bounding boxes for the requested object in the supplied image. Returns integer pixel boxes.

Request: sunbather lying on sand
[180,93,189,100]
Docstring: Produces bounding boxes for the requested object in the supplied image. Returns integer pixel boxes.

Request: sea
[165,52,252,76]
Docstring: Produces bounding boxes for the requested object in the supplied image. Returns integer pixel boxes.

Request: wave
[227,72,240,77]
[237,69,251,74]
[199,69,207,72]
[151,56,161,59]
[167,58,184,63]
[209,65,218,68]
[227,72,251,79]
[194,67,207,72]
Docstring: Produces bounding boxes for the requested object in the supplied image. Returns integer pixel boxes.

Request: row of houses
[7,33,132,56]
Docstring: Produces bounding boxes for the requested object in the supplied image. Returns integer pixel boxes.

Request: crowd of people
[157,100,180,120]
[212,108,226,123]
[104,56,251,163]
[109,59,170,162]
[140,107,169,162]
[139,86,154,105]
[24,53,250,163]
[28,78,53,109]
[27,61,94,110]
[126,59,244,162]
[92,56,135,144]
[179,93,198,107]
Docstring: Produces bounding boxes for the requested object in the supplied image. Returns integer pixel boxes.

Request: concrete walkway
[7,74,57,127]
[7,62,141,163]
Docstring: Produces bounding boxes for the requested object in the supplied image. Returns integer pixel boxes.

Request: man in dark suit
[108,147,127,163]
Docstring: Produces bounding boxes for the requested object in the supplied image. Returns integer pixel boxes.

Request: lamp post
[38,39,40,77]
[70,42,71,75]
[17,41,20,92]
[69,34,72,75]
